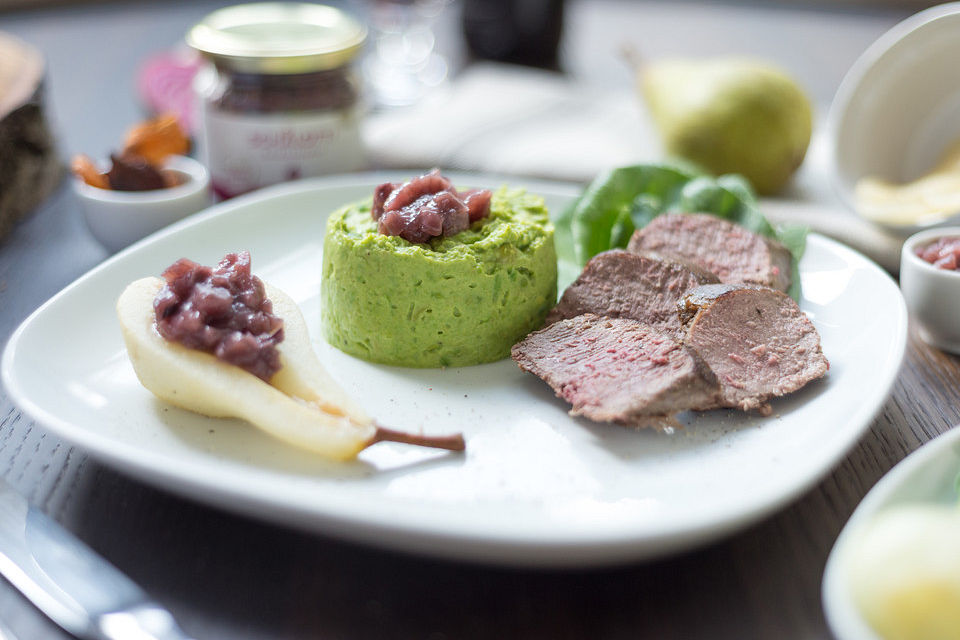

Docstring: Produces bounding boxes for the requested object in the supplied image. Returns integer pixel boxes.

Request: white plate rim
[2,172,909,566]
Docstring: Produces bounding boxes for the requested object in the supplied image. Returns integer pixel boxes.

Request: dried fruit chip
[70,154,109,189]
[73,114,191,192]
[122,113,189,166]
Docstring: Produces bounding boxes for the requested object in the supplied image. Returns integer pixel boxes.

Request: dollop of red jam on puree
[371,169,492,243]
[153,251,284,381]
[915,236,960,270]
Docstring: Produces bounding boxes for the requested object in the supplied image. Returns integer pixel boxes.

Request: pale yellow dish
[847,504,960,640]
[856,139,960,227]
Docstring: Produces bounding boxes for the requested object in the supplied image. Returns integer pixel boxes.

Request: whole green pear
[641,57,813,195]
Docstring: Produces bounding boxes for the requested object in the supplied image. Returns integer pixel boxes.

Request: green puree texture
[321,187,557,368]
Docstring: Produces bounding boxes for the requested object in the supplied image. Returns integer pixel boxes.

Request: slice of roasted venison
[679,284,828,415]
[512,314,720,425]
[545,249,719,338]
[627,213,792,292]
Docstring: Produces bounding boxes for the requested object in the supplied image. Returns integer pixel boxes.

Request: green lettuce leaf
[556,163,807,300]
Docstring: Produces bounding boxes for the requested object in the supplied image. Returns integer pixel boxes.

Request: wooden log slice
[0,32,63,241]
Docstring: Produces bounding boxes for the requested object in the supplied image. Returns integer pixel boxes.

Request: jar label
[200,107,364,199]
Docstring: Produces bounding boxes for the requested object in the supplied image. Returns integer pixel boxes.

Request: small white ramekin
[900,225,960,353]
[73,154,211,253]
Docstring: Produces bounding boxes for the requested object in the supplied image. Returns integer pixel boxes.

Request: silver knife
[0,477,194,640]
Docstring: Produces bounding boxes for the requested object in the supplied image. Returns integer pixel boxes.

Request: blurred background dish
[830,2,960,233]
[0,31,61,242]
[823,426,960,640]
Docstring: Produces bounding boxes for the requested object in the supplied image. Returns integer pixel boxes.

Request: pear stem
[371,424,466,452]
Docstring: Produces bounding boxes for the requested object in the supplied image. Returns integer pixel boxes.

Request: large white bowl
[74,154,210,252]
[830,3,960,230]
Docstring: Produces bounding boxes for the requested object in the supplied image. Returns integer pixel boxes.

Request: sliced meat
[512,314,720,425]
[545,249,719,338]
[679,284,828,415]
[627,213,792,292]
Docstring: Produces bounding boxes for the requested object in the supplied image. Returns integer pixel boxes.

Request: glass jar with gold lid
[187,3,366,199]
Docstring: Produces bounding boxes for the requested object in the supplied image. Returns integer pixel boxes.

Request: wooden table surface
[2,1,954,639]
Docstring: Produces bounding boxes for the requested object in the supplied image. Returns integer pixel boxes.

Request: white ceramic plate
[2,173,907,566]
[822,426,960,640]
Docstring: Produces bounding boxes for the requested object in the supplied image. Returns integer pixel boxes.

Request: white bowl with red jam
[901,226,960,353]
[73,154,210,253]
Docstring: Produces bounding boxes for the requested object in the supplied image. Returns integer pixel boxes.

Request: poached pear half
[118,277,464,461]
[640,57,812,195]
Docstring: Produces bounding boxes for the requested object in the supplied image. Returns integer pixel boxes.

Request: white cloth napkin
[364,63,655,181]
[363,63,905,272]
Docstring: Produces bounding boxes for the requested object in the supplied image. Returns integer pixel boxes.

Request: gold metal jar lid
[186,3,366,74]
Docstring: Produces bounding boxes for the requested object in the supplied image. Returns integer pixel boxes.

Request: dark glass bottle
[461,0,564,70]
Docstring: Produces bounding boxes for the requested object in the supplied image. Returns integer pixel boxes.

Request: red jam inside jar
[187,4,367,200]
